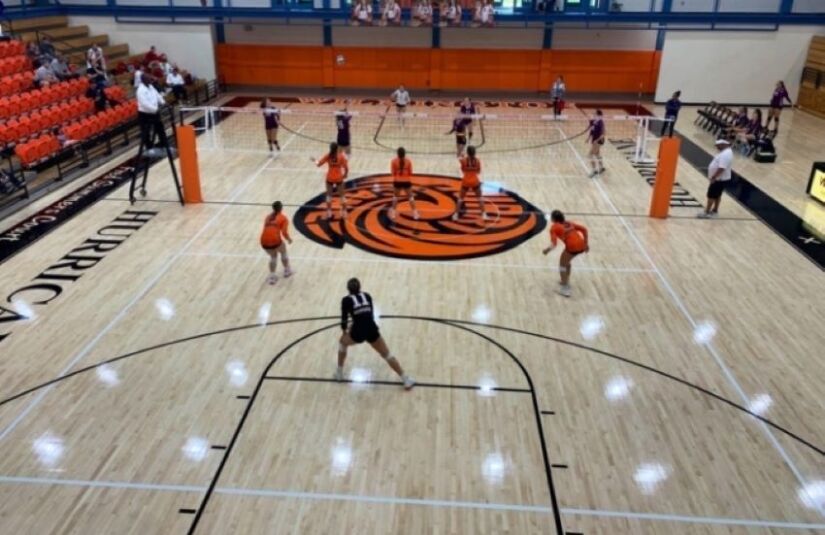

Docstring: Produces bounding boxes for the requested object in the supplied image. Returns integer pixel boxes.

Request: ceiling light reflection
[33,432,64,469]
[634,462,671,495]
[471,304,492,324]
[747,394,773,416]
[225,360,249,387]
[798,480,825,511]
[579,314,605,340]
[182,437,209,462]
[331,438,353,477]
[604,376,634,402]
[693,320,717,345]
[96,364,120,387]
[258,302,271,325]
[482,453,506,484]
[155,298,175,321]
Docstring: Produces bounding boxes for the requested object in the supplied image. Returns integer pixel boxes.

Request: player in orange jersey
[260,201,294,285]
[542,209,588,297]
[390,147,419,220]
[311,142,349,219]
[453,145,487,221]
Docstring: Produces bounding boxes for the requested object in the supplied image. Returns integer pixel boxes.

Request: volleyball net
[182,105,666,163]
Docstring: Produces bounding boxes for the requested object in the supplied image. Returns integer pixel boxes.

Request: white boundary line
[0,124,308,444]
[0,475,822,530]
[183,251,656,274]
[557,127,822,514]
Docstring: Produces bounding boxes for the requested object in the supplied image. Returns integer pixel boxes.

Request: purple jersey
[450,118,467,135]
[770,87,791,108]
[336,113,351,144]
[460,102,476,117]
[588,118,605,142]
[262,107,280,129]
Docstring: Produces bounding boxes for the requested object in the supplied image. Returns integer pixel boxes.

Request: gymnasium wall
[67,16,217,80]
[217,27,662,93]
[656,26,825,104]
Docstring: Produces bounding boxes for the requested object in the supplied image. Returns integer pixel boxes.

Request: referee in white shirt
[698,138,734,218]
[137,73,167,150]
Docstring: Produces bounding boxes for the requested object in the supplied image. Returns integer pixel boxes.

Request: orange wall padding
[216,44,662,93]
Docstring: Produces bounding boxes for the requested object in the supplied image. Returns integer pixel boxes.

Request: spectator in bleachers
[86,74,110,112]
[50,55,73,81]
[352,0,374,26]
[34,60,57,87]
[480,0,494,26]
[159,54,173,76]
[443,0,462,26]
[39,37,56,59]
[143,46,161,66]
[86,44,106,77]
[381,0,402,26]
[166,67,187,103]
[26,41,40,61]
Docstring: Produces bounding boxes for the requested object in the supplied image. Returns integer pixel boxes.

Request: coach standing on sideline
[697,138,733,219]
[661,90,682,137]
[137,74,167,150]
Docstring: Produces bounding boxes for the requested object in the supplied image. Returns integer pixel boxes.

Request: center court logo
[294,174,546,261]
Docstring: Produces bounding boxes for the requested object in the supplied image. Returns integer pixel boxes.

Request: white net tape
[186,105,663,162]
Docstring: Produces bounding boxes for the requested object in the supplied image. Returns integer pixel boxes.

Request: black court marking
[211,445,227,451]
[179,509,197,514]
[551,464,569,469]
[1,315,822,459]
[541,410,556,415]
[263,375,530,393]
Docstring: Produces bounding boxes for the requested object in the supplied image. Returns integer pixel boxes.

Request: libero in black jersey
[336,278,415,390]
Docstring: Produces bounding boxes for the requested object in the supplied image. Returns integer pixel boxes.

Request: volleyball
[336,54,346,66]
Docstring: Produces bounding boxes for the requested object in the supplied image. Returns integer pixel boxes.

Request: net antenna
[129,107,184,205]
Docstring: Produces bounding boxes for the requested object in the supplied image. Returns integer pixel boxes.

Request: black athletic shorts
[396,104,406,112]
[456,134,467,145]
[707,180,728,199]
[394,181,412,190]
[350,324,380,344]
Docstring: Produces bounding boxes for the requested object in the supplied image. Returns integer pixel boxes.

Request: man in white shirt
[698,138,734,218]
[391,84,410,126]
[136,74,167,149]
[166,67,187,103]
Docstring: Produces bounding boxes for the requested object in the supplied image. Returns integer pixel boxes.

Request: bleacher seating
[0,71,36,97]
[14,134,61,168]
[0,78,90,120]
[0,40,26,58]
[0,55,31,77]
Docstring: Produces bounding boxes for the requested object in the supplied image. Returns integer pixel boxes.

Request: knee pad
[338,343,346,353]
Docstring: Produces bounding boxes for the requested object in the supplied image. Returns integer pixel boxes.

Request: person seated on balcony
[480,0,494,26]
[34,60,57,87]
[86,43,106,77]
[86,74,111,112]
[413,0,432,26]
[444,0,462,26]
[26,41,40,61]
[382,0,402,26]
[133,64,145,89]
[158,54,173,76]
[352,0,373,26]
[166,67,187,103]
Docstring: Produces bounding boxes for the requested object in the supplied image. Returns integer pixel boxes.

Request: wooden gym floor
[0,96,823,534]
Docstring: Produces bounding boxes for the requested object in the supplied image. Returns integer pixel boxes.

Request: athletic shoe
[482,212,490,221]
[333,368,344,382]
[696,212,711,219]
[708,212,719,219]
[452,212,460,221]
[598,167,606,174]
[325,210,332,220]
[267,274,278,285]
[588,170,598,178]
[556,285,572,298]
[402,375,415,390]
[412,210,420,220]
[284,269,294,278]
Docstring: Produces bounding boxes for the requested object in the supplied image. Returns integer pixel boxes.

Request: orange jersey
[317,152,348,183]
[550,221,588,253]
[459,156,481,187]
[391,157,413,181]
[260,212,290,248]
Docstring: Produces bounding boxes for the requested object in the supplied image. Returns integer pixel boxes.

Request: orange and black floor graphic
[293,174,546,260]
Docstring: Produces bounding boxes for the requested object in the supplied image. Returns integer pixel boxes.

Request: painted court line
[0,124,307,444]
[0,475,822,530]
[183,251,655,274]
[559,127,823,515]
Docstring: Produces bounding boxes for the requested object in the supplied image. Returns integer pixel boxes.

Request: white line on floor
[0,124,307,444]
[558,126,823,516]
[0,475,822,530]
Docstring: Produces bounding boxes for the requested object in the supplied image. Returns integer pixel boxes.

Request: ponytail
[329,142,338,164]
[466,145,477,169]
[397,147,406,173]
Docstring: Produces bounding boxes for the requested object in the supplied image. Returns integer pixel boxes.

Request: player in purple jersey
[260,98,281,152]
[336,101,353,155]
[766,80,792,132]
[446,116,468,157]
[459,97,479,140]
[586,109,606,178]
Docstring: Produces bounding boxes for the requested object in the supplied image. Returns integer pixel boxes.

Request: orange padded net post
[176,124,203,204]
[649,137,680,219]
